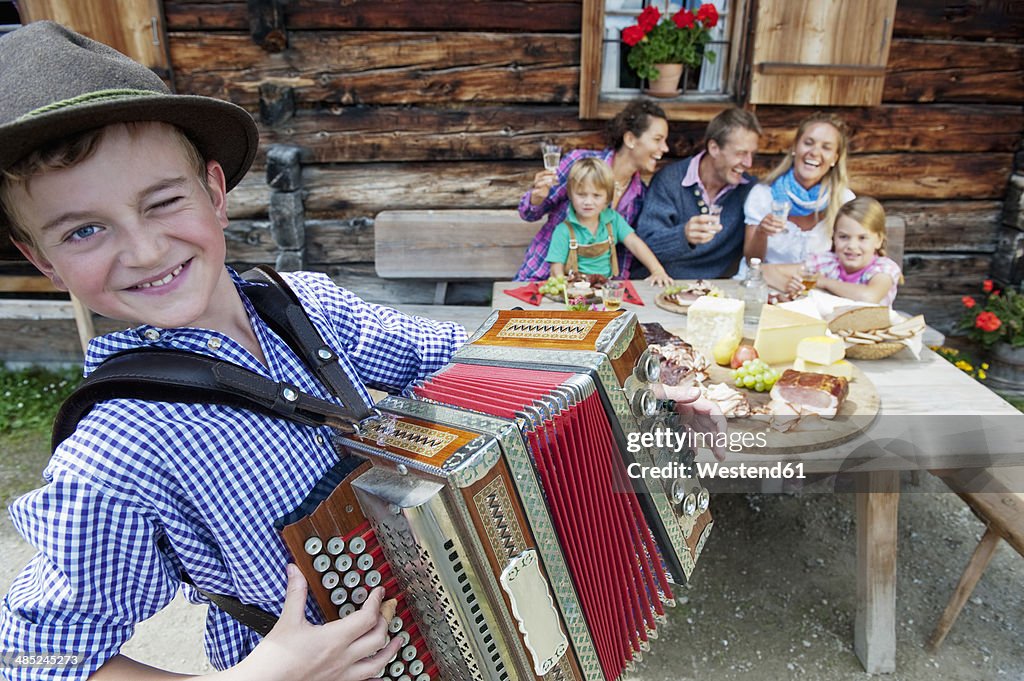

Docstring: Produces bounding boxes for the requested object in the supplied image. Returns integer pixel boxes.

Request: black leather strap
[242,265,376,424]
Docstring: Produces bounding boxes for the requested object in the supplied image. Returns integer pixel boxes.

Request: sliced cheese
[793,357,855,380]
[753,305,827,366]
[684,296,744,359]
[796,335,845,366]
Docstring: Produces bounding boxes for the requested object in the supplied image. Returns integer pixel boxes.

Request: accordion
[278,310,713,681]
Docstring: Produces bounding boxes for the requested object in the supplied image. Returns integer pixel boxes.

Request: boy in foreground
[0,22,463,680]
[0,20,722,681]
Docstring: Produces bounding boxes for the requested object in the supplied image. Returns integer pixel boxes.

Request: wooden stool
[927,466,1024,651]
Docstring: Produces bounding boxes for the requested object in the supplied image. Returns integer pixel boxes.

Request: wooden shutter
[18,0,170,78]
[749,0,896,106]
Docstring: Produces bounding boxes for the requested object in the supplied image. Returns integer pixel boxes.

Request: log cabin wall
[161,0,1023,332]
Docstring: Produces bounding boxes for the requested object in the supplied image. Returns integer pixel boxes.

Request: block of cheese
[753,305,827,366]
[684,296,744,358]
[796,335,845,366]
[793,357,855,380]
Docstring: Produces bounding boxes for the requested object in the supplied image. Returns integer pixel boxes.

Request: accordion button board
[279,310,713,681]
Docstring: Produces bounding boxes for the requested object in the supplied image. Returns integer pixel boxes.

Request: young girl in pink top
[771,197,902,305]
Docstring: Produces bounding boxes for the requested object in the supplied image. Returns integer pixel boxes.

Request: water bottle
[742,257,768,325]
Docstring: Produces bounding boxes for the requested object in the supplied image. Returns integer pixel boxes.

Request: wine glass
[541,142,561,172]
[798,258,819,294]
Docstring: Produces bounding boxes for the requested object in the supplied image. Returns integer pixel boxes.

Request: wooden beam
[885,39,1024,104]
[169,31,580,108]
[854,470,900,674]
[164,0,581,32]
[895,0,1024,41]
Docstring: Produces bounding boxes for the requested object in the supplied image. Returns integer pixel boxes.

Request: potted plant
[622,2,718,96]
[956,279,1024,390]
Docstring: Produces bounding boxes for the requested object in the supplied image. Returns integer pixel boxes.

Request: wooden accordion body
[279,310,713,681]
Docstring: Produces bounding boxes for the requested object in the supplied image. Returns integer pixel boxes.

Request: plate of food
[539,273,608,304]
[640,323,880,454]
[654,280,723,314]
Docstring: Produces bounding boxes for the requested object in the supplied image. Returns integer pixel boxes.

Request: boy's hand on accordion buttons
[242,564,402,681]
[653,384,728,461]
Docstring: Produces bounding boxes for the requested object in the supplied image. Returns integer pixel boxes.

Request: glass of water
[541,142,561,172]
[770,199,790,222]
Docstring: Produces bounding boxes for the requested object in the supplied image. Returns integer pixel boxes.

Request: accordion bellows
[280,310,713,681]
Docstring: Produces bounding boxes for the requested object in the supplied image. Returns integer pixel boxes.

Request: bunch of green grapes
[730,358,779,393]
[539,275,567,296]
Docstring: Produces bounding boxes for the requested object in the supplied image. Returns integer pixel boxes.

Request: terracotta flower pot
[645,63,683,97]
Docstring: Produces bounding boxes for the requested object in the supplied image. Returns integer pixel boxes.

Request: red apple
[730,344,758,369]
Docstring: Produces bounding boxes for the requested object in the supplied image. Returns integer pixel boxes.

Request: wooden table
[489,280,1024,673]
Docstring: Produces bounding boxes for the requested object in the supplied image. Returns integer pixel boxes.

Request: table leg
[855,470,899,673]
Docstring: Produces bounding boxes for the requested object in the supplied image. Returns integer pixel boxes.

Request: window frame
[579,0,754,121]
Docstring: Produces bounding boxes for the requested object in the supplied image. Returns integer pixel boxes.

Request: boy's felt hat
[0,20,259,195]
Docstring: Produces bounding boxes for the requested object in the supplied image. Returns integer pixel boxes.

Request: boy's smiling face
[12,122,239,331]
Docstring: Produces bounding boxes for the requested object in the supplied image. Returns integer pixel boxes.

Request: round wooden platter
[705,360,881,455]
[654,292,696,315]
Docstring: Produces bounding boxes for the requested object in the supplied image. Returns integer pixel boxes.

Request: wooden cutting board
[704,360,880,454]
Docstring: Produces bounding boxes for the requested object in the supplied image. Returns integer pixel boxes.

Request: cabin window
[580,0,751,121]
[580,0,899,119]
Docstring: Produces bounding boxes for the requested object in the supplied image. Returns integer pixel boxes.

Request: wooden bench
[374,209,539,304]
[927,466,1024,651]
[0,273,95,355]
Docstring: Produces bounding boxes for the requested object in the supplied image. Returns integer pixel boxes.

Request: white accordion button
[401,644,417,662]
[334,554,353,572]
[326,537,345,555]
[343,570,361,588]
[349,536,367,554]
[303,537,322,555]
[388,616,404,634]
[357,553,374,571]
[351,586,369,604]
[321,571,340,589]
[365,570,382,587]
[388,661,405,677]
[338,603,356,618]
[330,587,348,605]
[312,555,331,573]
[408,660,424,675]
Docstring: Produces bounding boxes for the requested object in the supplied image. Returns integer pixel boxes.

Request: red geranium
[673,9,696,29]
[983,279,994,293]
[622,25,647,47]
[975,311,1002,332]
[623,2,718,82]
[962,296,976,309]
[637,6,661,32]
[696,3,719,28]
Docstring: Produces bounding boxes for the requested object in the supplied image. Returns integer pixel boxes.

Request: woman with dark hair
[514,99,669,281]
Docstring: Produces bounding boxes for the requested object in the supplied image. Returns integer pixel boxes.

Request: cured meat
[768,369,849,419]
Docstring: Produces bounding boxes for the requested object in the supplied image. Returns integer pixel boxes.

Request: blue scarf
[770,168,829,217]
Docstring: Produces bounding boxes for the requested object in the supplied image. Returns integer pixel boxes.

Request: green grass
[0,366,82,506]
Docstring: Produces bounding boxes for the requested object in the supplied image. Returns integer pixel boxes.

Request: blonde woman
[742,112,854,274]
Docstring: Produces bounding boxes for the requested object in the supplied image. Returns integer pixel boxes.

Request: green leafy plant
[956,280,1024,350]
[623,3,718,81]
[0,365,81,434]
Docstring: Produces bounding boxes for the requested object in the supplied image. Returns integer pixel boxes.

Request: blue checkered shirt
[0,270,466,680]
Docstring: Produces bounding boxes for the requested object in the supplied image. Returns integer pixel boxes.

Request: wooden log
[894,0,1024,41]
[254,103,1023,164]
[899,253,991,296]
[225,218,376,265]
[169,31,581,108]
[881,200,1001,252]
[885,39,1024,104]
[224,154,1014,221]
[164,0,581,32]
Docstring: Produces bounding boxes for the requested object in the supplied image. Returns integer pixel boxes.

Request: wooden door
[749,0,897,106]
[18,0,170,77]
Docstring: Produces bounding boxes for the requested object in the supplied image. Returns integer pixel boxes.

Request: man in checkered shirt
[0,22,466,681]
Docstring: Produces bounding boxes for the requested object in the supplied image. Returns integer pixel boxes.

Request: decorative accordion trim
[360,418,457,458]
[496,317,596,341]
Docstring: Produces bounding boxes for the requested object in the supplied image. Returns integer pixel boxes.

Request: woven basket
[845,341,904,360]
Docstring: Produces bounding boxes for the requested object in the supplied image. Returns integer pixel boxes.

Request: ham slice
[769,369,849,419]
